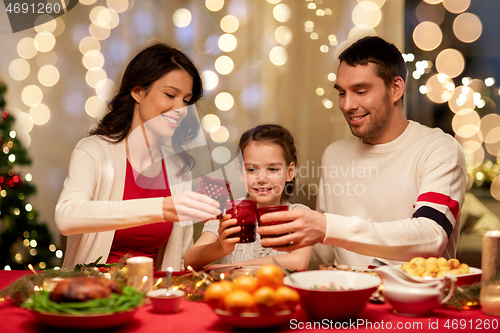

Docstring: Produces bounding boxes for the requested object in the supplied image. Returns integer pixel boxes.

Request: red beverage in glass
[225,200,257,243]
[256,205,289,239]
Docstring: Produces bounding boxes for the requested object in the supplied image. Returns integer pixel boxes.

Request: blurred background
[0,0,498,269]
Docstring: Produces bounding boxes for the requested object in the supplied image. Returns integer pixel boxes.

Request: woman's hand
[217,214,240,256]
[162,191,221,223]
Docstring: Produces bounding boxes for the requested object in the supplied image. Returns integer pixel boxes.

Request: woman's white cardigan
[55,136,193,271]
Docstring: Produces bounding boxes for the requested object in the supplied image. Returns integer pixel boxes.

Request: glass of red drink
[256,205,290,244]
[225,200,257,243]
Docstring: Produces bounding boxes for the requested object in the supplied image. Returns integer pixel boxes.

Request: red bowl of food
[284,270,381,321]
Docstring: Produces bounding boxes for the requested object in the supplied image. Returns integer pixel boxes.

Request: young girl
[184,124,312,271]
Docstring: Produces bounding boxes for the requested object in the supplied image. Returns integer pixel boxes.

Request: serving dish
[214,308,297,329]
[396,266,482,286]
[30,307,139,329]
[285,270,381,321]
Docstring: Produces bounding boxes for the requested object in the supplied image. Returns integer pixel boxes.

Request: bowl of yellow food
[399,257,481,286]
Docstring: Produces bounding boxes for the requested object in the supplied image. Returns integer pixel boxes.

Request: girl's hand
[162,191,221,223]
[218,214,240,255]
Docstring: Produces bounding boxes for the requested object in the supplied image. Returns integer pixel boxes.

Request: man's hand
[258,209,327,251]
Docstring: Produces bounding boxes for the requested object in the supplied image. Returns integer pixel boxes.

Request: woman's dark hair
[238,124,298,202]
[339,36,407,102]
[90,43,203,175]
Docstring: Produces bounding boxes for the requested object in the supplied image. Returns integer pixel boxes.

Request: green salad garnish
[22,286,143,315]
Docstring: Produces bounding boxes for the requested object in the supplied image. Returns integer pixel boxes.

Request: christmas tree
[0,76,59,270]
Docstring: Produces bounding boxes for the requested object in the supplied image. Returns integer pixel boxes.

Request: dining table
[1,269,499,332]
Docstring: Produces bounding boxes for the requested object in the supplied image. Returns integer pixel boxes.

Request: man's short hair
[338,36,407,87]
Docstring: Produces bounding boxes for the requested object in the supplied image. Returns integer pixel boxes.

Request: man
[259,36,466,266]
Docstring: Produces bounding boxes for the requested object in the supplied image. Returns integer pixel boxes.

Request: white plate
[397,266,481,284]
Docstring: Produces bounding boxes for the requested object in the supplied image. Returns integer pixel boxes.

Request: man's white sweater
[316,121,467,266]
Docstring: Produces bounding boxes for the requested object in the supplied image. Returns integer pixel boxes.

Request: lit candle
[126,257,153,293]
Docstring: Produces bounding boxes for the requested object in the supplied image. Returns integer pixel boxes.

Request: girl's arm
[206,246,312,272]
[183,216,240,270]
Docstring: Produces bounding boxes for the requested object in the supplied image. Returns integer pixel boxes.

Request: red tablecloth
[1,270,499,332]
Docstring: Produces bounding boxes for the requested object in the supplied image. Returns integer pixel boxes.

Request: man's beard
[348,93,392,142]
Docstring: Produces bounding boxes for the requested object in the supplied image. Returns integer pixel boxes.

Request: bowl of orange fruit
[204,265,300,329]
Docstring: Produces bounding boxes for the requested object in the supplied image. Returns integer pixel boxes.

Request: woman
[55,44,220,270]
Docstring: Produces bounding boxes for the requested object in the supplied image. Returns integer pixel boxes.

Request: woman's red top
[107,159,173,267]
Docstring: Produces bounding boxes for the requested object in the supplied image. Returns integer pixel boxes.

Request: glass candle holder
[127,256,153,293]
[480,230,500,316]
[225,200,257,243]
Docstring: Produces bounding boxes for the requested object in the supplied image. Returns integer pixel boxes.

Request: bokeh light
[215,92,234,111]
[361,0,385,7]
[448,85,476,113]
[452,109,480,138]
[212,146,231,164]
[83,50,105,70]
[464,145,484,169]
[107,0,129,13]
[38,65,60,87]
[413,21,442,51]
[173,8,192,28]
[96,79,117,101]
[416,1,445,25]
[435,49,464,78]
[201,70,218,90]
[202,114,221,132]
[79,36,101,54]
[34,32,56,52]
[9,59,30,81]
[352,1,382,29]
[34,15,57,33]
[425,74,454,104]
[442,0,470,14]
[85,96,107,118]
[52,17,66,37]
[29,103,50,125]
[22,85,43,107]
[218,34,237,52]
[89,23,111,41]
[348,26,376,42]
[480,114,500,144]
[215,56,234,75]
[86,69,107,88]
[17,37,38,59]
[269,46,287,66]
[206,0,224,12]
[453,13,482,43]
[14,112,34,133]
[423,0,442,4]
[275,26,292,45]
[210,126,230,143]
[490,176,500,201]
[220,15,239,33]
[80,0,98,5]
[273,4,291,23]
